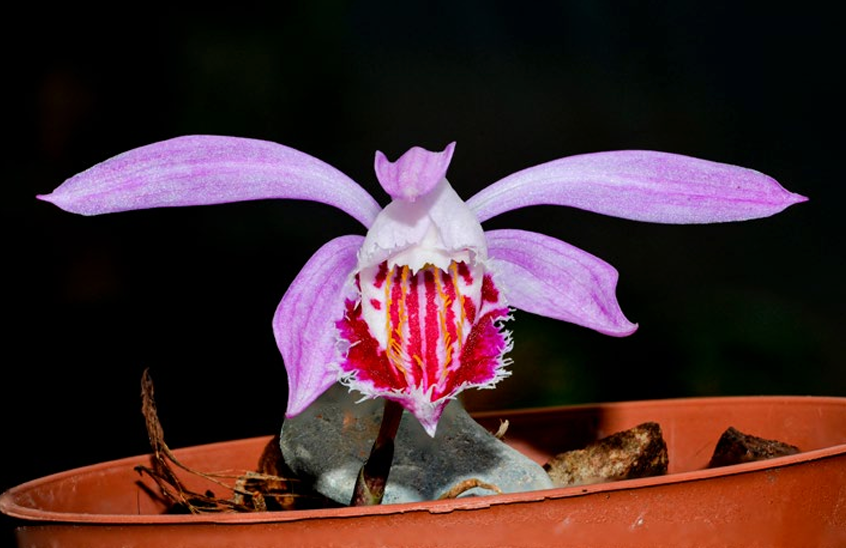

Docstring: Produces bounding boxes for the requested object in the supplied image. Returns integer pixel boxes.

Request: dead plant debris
[135,368,339,514]
[438,478,503,499]
[134,369,804,511]
[492,419,509,440]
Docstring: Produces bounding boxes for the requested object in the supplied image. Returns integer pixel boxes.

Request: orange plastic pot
[2,395,845,547]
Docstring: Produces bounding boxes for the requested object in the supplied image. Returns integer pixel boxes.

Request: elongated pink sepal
[467,150,807,224]
[39,135,382,228]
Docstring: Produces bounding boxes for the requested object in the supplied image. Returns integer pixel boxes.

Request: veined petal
[38,135,383,228]
[374,142,456,202]
[486,229,637,336]
[467,150,807,224]
[274,235,363,417]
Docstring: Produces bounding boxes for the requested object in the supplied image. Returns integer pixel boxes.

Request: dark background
[5,3,843,541]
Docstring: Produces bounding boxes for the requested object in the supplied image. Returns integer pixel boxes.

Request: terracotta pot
[2,395,845,547]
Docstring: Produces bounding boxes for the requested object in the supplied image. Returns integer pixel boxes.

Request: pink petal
[38,135,383,228]
[374,142,456,202]
[274,235,363,417]
[467,150,807,224]
[486,229,637,336]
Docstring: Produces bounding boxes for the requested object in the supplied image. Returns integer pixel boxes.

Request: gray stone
[280,384,554,504]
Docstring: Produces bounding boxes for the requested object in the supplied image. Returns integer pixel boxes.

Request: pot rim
[3,394,845,525]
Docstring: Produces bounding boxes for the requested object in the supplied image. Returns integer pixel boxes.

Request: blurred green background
[6,2,843,521]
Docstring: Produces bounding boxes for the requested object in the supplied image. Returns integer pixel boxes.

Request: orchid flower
[39,136,806,435]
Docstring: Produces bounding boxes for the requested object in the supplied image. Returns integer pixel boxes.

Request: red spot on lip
[481,274,499,303]
[336,299,407,391]
[463,296,477,324]
[373,261,389,289]
[370,299,382,310]
[441,269,459,360]
[457,261,474,285]
[438,307,510,399]
[423,269,440,390]
[407,271,422,385]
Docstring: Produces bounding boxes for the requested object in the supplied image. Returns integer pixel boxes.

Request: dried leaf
[438,478,503,499]
[492,419,509,440]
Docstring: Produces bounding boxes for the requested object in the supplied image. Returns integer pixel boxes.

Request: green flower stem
[350,399,404,506]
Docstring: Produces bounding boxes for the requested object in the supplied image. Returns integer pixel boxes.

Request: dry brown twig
[135,368,337,513]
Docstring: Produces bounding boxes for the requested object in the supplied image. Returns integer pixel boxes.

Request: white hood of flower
[357,178,488,273]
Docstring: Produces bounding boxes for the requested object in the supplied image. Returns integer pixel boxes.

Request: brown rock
[543,422,668,487]
[708,426,800,468]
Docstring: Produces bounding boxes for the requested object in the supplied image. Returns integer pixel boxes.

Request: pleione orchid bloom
[39,136,806,435]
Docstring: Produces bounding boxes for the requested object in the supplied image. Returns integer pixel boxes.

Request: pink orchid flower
[39,136,806,435]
